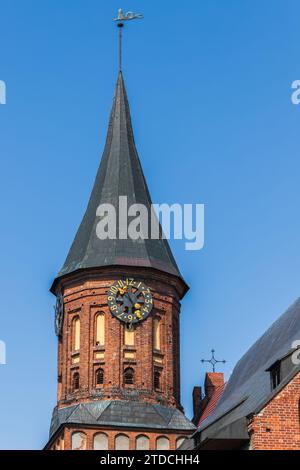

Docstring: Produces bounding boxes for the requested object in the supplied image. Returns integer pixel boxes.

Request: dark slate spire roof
[53,72,184,287]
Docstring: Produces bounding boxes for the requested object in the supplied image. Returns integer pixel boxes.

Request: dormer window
[270,361,281,390]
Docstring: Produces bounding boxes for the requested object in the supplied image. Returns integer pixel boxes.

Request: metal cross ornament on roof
[201,349,226,373]
[113,9,143,72]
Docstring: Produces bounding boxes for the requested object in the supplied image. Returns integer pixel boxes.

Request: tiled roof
[198,383,225,426]
[196,297,300,443]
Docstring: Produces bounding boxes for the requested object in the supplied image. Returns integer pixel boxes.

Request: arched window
[115,434,129,450]
[153,317,161,351]
[176,437,186,449]
[154,368,161,391]
[124,367,134,385]
[55,438,61,450]
[156,436,170,450]
[136,435,150,450]
[95,312,105,346]
[72,372,80,392]
[124,325,135,346]
[96,368,104,386]
[71,431,86,450]
[93,432,108,450]
[73,317,80,351]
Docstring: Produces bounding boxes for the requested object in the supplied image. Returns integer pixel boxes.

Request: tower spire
[113,8,143,73]
[51,57,187,294]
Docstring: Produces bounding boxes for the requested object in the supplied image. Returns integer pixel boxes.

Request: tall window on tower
[73,317,80,351]
[154,368,161,391]
[95,312,105,347]
[124,367,134,385]
[124,325,134,346]
[95,368,104,386]
[153,317,161,351]
[72,371,80,392]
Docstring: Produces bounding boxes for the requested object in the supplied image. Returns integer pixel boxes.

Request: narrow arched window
[73,317,80,351]
[95,312,105,346]
[96,368,104,386]
[72,372,80,392]
[115,434,129,450]
[154,368,161,391]
[156,436,170,450]
[153,317,161,351]
[124,367,134,385]
[71,431,86,450]
[136,435,150,450]
[124,325,135,346]
[93,432,108,450]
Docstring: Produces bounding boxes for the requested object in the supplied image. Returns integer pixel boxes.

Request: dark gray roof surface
[53,72,183,287]
[49,400,195,438]
[197,297,300,441]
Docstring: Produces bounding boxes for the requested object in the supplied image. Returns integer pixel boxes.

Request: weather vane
[113,8,143,72]
[201,349,226,373]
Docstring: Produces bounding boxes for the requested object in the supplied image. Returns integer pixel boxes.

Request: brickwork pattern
[48,267,188,450]
[248,371,300,450]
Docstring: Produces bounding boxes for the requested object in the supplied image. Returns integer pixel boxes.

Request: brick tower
[45,70,195,451]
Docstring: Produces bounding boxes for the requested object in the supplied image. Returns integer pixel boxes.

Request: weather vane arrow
[113,8,143,72]
[114,8,143,23]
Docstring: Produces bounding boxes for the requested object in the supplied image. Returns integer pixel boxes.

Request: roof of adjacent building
[195,297,300,444]
[49,400,196,438]
[52,72,185,291]
[198,383,225,427]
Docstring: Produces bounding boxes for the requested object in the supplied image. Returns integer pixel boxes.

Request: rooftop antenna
[201,349,226,373]
[113,8,143,72]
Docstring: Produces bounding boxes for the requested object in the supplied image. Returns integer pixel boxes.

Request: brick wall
[56,267,184,410]
[248,370,300,450]
[50,426,190,451]
[48,266,189,450]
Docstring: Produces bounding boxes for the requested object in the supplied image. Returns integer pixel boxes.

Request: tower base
[45,400,195,450]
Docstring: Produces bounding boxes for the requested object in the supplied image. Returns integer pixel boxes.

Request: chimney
[204,372,224,399]
[192,386,202,422]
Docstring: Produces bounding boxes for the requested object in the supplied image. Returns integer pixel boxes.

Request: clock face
[54,292,64,337]
[108,278,153,325]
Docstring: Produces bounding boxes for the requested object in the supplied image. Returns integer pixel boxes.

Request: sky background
[0,0,300,449]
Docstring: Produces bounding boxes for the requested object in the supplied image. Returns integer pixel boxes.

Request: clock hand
[129,293,136,304]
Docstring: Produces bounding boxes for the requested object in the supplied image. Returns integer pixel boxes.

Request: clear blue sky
[0,0,300,449]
